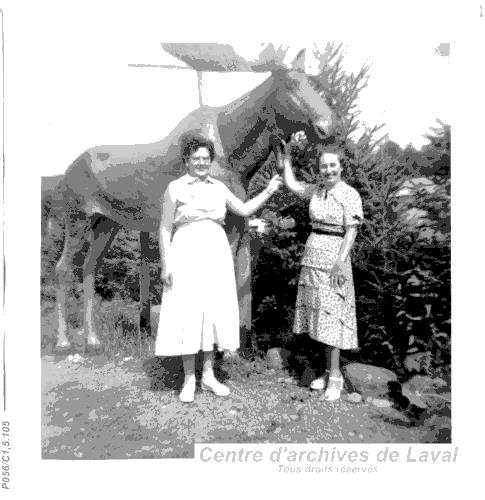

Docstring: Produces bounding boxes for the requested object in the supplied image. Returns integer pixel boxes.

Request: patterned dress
[293,181,363,349]
[155,174,240,356]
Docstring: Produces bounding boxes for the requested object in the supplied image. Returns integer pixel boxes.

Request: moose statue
[42,45,335,351]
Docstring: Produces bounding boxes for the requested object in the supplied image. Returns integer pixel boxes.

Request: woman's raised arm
[225,175,282,217]
[276,141,315,200]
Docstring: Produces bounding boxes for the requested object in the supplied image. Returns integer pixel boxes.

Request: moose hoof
[55,339,71,349]
[85,336,103,355]
[87,335,101,347]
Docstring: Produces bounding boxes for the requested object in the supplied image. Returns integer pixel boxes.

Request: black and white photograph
[1,1,483,498]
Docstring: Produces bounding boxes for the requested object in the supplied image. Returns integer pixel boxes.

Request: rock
[266,347,290,370]
[402,375,451,409]
[343,363,398,398]
[346,392,363,404]
[433,377,448,389]
[408,375,446,391]
[404,352,432,374]
[371,398,392,408]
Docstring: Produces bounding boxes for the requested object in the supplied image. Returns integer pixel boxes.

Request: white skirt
[155,220,240,356]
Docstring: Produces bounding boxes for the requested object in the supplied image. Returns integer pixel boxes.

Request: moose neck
[216,74,281,183]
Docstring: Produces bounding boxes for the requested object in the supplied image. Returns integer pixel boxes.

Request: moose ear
[290,48,307,72]
[289,48,320,75]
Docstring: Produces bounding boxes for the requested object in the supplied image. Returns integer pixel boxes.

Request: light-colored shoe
[310,378,326,391]
[323,376,344,402]
[179,377,196,403]
[201,376,230,397]
[310,371,329,391]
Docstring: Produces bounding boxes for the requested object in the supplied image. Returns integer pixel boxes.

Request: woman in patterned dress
[155,134,282,403]
[280,141,363,401]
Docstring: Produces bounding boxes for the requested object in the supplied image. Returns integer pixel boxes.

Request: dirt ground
[42,352,428,459]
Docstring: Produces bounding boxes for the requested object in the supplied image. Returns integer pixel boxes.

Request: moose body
[45,65,334,350]
[62,107,248,232]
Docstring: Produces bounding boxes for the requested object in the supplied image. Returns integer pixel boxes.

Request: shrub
[248,45,450,378]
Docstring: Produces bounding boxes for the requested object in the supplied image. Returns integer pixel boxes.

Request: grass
[41,296,451,444]
[41,296,155,359]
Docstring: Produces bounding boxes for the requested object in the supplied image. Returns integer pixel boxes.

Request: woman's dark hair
[312,142,342,161]
[179,133,216,163]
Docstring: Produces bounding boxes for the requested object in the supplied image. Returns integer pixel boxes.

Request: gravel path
[42,354,426,459]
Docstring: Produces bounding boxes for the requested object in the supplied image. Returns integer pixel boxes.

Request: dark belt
[311,227,345,237]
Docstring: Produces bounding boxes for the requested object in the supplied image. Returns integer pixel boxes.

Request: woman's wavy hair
[311,142,343,162]
[179,133,216,163]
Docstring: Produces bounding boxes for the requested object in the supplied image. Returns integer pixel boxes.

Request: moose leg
[54,213,90,349]
[226,216,252,350]
[236,229,252,349]
[55,250,71,349]
[139,231,151,337]
[83,216,120,346]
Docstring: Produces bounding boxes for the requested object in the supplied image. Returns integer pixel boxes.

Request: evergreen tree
[249,45,450,376]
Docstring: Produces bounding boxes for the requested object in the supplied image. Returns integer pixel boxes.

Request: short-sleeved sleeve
[342,187,364,227]
[216,179,233,203]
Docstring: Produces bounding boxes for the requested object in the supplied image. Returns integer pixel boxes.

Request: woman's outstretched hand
[274,132,306,171]
[274,139,290,172]
[266,174,283,195]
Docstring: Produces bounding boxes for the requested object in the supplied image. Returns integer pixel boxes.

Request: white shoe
[323,376,344,402]
[179,377,196,403]
[310,378,326,390]
[201,376,230,397]
[310,370,329,391]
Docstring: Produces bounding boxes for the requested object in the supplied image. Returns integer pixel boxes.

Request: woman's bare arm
[225,175,282,217]
[159,183,177,287]
[337,226,358,263]
[330,226,359,290]
[276,141,315,200]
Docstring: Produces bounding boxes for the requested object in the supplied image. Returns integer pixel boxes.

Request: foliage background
[248,46,450,381]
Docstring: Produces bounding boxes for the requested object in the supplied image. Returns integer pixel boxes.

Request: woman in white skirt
[280,139,363,401]
[155,134,282,402]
